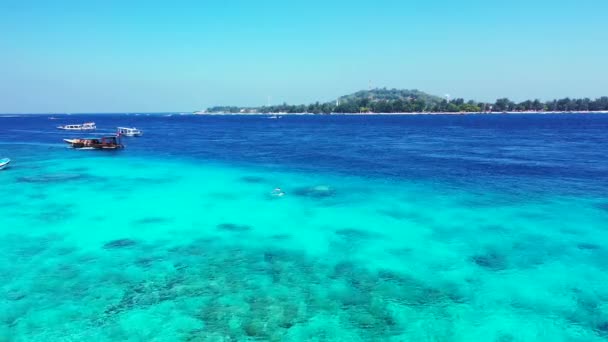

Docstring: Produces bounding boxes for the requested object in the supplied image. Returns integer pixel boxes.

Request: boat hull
[57,122,96,130]
[58,127,96,130]
[63,138,123,150]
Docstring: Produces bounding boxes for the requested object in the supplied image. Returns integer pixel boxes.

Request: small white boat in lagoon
[117,127,143,137]
[0,158,10,170]
[57,122,96,130]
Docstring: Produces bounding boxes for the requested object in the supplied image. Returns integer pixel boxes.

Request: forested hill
[203,88,608,114]
[337,89,443,104]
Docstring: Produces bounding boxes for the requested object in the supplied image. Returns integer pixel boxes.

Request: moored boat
[117,127,143,137]
[57,122,96,130]
[0,158,10,170]
[63,135,123,150]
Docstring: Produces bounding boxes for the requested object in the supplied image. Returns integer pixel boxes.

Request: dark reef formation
[1,233,607,340]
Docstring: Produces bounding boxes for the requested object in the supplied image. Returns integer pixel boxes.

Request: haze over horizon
[1,0,607,113]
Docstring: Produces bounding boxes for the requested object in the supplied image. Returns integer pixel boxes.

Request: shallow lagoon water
[1,114,608,341]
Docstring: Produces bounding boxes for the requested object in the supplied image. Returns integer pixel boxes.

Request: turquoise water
[1,114,608,341]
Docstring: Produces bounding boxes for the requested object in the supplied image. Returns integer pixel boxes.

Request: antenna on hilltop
[369,80,372,91]
[445,94,451,102]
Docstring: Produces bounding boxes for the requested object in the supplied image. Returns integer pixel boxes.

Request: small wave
[0,141,64,147]
[9,129,64,134]
[422,152,561,167]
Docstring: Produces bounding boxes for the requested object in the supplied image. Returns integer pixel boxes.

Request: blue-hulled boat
[0,158,10,170]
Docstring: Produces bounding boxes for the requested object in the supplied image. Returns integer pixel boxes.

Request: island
[197,89,608,115]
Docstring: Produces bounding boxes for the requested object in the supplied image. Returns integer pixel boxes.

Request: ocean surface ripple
[1,114,608,341]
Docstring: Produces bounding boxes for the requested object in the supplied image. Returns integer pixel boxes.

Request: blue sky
[1,0,607,112]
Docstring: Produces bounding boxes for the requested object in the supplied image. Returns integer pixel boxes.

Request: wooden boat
[57,122,96,130]
[117,127,143,137]
[0,158,10,170]
[63,135,123,150]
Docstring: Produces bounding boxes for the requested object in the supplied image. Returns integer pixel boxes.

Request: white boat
[0,158,10,170]
[57,122,96,130]
[117,127,143,137]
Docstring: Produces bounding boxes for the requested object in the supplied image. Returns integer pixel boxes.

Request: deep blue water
[3,114,607,196]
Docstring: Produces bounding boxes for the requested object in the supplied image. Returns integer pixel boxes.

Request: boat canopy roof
[78,135,118,140]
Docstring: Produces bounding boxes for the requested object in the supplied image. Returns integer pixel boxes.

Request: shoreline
[195,110,608,116]
[2,111,608,116]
